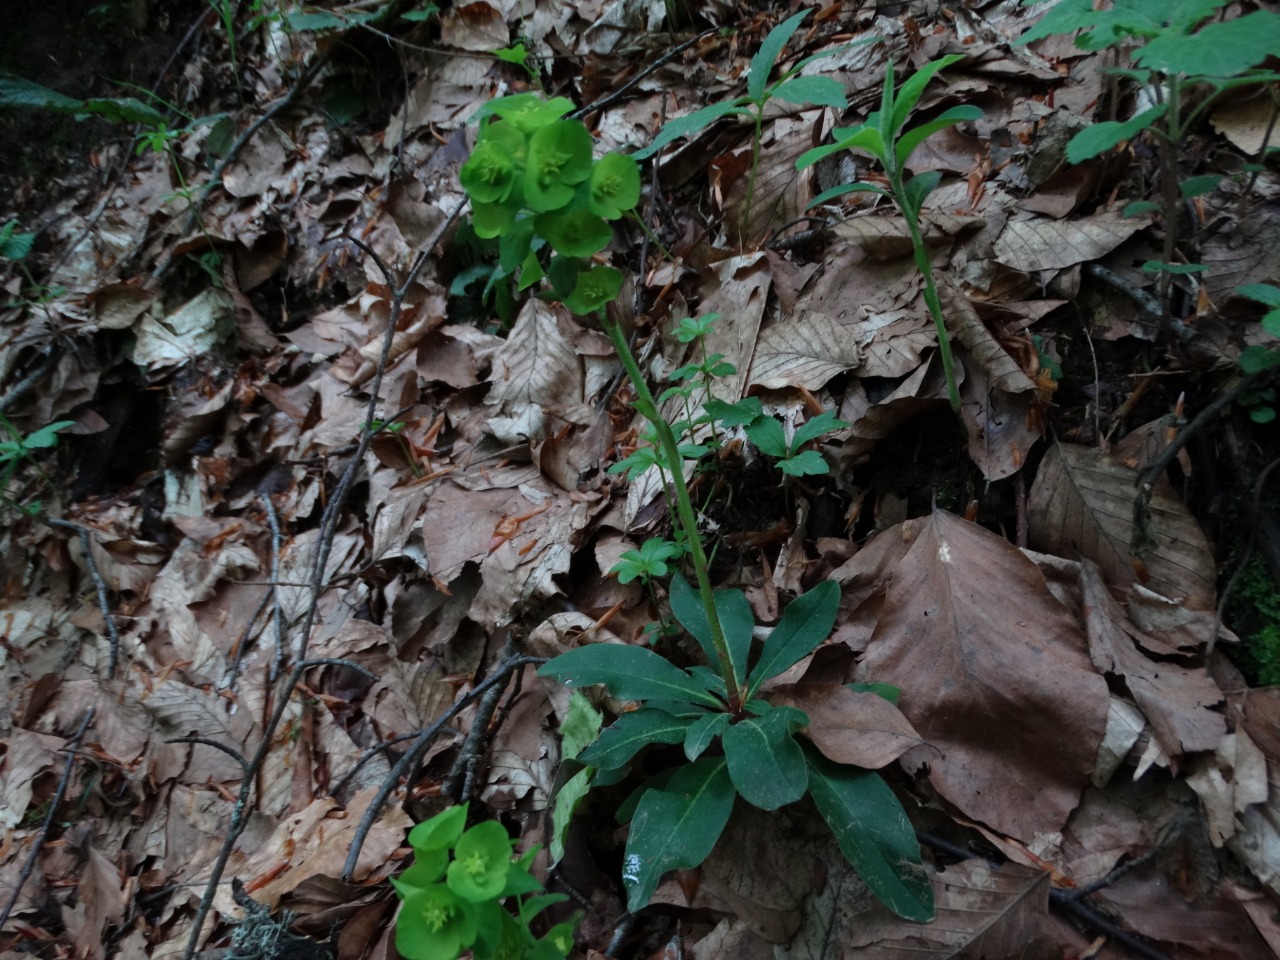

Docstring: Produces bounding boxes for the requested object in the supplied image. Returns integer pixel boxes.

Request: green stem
[893,174,961,411]
[1157,75,1182,311]
[601,314,742,711]
[741,108,764,247]
[626,211,676,264]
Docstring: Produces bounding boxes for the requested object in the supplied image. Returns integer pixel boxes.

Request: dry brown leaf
[1028,441,1216,608]
[765,682,924,769]
[1080,560,1226,758]
[746,310,863,390]
[864,509,1109,840]
[993,211,1150,273]
[485,300,586,445]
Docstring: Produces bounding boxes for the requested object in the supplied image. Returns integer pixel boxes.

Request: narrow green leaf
[807,182,890,208]
[791,410,850,451]
[901,170,942,220]
[805,124,889,168]
[888,55,966,141]
[746,580,839,696]
[1065,105,1167,163]
[722,709,807,810]
[805,747,935,922]
[748,9,812,102]
[847,682,901,705]
[550,767,591,865]
[1122,200,1162,217]
[622,757,735,911]
[704,397,763,428]
[685,713,730,761]
[578,708,692,770]
[1142,260,1208,275]
[894,104,983,168]
[20,421,74,450]
[769,75,847,109]
[668,574,754,687]
[538,644,723,708]
[632,101,748,160]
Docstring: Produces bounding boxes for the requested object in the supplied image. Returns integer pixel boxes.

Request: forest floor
[3,1,1280,958]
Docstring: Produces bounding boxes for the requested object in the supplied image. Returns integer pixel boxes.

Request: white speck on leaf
[622,853,642,884]
[938,542,952,563]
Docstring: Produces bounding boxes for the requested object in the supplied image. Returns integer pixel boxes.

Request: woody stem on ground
[893,172,962,411]
[600,313,742,712]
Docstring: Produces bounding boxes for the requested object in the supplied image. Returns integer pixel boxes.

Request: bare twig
[341,653,546,881]
[264,495,286,683]
[443,636,517,802]
[166,737,250,776]
[570,28,719,122]
[1132,372,1263,558]
[41,516,120,677]
[223,585,272,692]
[0,346,63,415]
[0,708,94,931]
[181,205,464,959]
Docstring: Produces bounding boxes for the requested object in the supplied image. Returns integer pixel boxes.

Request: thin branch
[223,586,272,692]
[443,635,517,802]
[1131,372,1263,558]
[0,708,94,931]
[570,28,719,122]
[341,654,546,881]
[0,346,63,415]
[41,516,120,677]
[166,737,250,776]
[264,495,286,683]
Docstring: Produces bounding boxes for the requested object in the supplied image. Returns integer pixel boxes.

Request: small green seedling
[392,805,577,960]
[797,55,981,411]
[613,537,684,585]
[746,409,850,477]
[634,9,851,241]
[0,415,74,515]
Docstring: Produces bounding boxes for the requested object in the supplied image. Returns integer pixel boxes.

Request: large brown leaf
[864,509,1109,840]
[1028,441,1215,608]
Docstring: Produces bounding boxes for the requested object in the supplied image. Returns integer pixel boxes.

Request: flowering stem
[600,313,742,712]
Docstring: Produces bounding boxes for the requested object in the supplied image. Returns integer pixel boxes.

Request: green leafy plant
[614,537,684,585]
[633,9,851,242]
[1018,0,1280,294]
[539,575,933,920]
[0,415,74,515]
[746,409,849,477]
[796,55,980,411]
[459,91,932,927]
[1236,283,1280,422]
[392,805,577,960]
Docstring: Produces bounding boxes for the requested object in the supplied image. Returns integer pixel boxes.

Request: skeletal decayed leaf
[864,509,1109,840]
[1079,560,1226,758]
[1028,442,1216,609]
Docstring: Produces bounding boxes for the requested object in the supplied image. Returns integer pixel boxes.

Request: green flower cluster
[392,805,577,960]
[459,93,640,315]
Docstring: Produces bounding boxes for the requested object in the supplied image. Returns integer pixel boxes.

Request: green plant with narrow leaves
[634,9,854,242]
[1017,0,1280,289]
[392,805,577,960]
[458,90,932,928]
[797,55,980,412]
[538,575,934,920]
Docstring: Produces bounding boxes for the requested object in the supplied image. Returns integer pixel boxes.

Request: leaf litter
[1,0,1279,957]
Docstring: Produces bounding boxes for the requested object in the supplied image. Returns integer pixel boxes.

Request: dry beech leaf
[1080,560,1226,758]
[765,682,924,769]
[993,210,1151,273]
[485,299,584,445]
[747,310,863,390]
[864,509,1109,840]
[1028,441,1216,608]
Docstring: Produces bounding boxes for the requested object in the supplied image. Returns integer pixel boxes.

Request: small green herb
[797,55,981,411]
